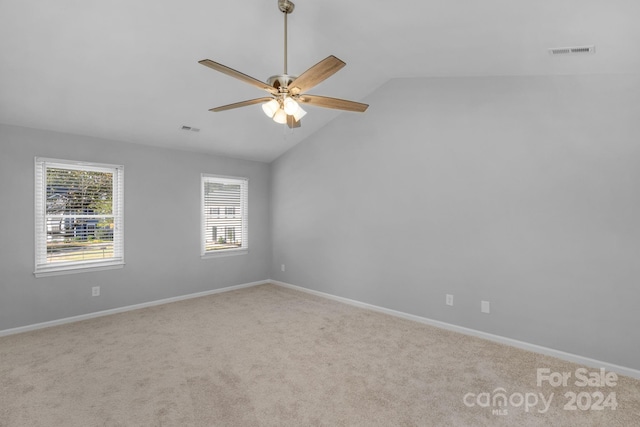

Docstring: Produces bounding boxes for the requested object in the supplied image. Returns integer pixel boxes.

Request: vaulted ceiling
[1,1,638,162]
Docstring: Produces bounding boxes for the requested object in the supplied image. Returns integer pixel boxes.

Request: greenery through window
[35,158,124,276]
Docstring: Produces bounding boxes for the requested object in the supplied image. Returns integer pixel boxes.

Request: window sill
[34,262,125,278]
[201,249,248,260]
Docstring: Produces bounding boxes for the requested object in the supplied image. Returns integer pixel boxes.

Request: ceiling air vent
[548,45,595,56]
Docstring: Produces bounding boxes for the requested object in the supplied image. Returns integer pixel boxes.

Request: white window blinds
[201,174,248,257]
[35,158,124,276]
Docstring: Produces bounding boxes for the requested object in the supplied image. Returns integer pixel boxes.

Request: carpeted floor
[1,284,638,426]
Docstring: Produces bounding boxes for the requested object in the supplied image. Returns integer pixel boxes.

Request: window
[35,158,124,277]
[201,174,248,257]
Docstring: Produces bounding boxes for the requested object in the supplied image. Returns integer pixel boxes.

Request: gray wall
[270,75,640,370]
[0,124,270,330]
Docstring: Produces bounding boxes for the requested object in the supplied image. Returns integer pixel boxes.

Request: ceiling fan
[199,0,368,128]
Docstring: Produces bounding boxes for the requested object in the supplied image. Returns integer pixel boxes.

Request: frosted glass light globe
[283,97,299,115]
[272,108,288,124]
[293,106,307,121]
[262,99,280,118]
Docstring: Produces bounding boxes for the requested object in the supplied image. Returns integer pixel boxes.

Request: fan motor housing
[267,74,297,92]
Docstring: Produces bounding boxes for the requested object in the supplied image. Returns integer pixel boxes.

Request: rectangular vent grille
[549,45,595,56]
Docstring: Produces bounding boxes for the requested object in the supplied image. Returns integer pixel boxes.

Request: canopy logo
[463,388,553,416]
[463,367,619,416]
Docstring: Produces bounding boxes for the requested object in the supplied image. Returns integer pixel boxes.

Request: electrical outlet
[481,300,490,314]
[281,264,285,272]
[446,294,454,306]
[92,286,100,297]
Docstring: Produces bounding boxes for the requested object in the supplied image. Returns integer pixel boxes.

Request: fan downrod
[278,0,295,14]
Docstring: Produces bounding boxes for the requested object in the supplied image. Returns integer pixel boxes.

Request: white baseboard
[271,280,640,380]
[0,280,269,338]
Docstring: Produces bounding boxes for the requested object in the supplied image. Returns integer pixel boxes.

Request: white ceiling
[1,0,639,162]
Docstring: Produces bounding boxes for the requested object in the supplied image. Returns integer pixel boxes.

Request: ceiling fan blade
[209,97,274,112]
[286,115,301,128]
[199,59,277,94]
[288,55,346,95]
[298,95,369,112]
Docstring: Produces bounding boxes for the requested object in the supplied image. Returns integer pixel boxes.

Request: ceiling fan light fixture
[262,99,280,118]
[283,97,299,115]
[273,108,288,124]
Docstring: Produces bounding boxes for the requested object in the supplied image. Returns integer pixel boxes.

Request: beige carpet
[1,284,638,426]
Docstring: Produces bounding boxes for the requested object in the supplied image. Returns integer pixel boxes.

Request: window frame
[34,157,125,277]
[201,173,248,259]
